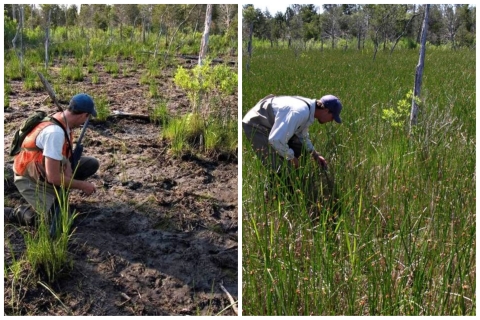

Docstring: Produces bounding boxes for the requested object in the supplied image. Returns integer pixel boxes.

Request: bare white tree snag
[198,4,213,66]
[12,5,25,71]
[45,9,51,69]
[410,4,430,131]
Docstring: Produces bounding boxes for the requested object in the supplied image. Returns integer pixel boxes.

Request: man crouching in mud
[5,93,99,234]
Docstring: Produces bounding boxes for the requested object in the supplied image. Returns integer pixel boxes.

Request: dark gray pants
[243,122,312,197]
[242,122,304,173]
[14,156,99,215]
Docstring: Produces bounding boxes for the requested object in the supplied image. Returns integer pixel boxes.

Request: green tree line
[243,4,475,50]
[4,4,238,50]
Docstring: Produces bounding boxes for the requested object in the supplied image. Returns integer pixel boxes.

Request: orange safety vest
[13,117,73,180]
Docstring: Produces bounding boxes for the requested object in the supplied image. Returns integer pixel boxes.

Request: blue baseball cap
[69,93,97,117]
[320,95,342,123]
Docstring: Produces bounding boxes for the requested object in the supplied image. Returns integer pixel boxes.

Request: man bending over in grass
[5,93,99,227]
[242,94,342,196]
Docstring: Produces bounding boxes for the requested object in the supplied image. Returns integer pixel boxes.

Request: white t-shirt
[36,124,70,161]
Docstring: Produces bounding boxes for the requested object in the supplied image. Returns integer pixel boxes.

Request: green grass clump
[242,47,475,316]
[150,100,170,125]
[23,70,44,91]
[104,61,120,77]
[94,94,110,121]
[59,63,84,82]
[5,81,11,108]
[5,186,78,287]
[162,112,237,157]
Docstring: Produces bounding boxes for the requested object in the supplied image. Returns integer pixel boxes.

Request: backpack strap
[261,95,312,111]
[259,94,275,109]
[292,96,311,111]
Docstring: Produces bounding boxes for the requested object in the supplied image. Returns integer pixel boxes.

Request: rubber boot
[4,205,36,226]
[4,207,14,222]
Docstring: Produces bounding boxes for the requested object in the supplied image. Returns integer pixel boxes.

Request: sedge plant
[23,175,78,283]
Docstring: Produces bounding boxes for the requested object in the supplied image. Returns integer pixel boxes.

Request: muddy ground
[3,56,238,315]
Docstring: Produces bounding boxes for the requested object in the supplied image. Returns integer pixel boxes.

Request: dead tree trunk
[246,22,253,72]
[12,5,24,73]
[198,4,212,66]
[410,4,429,131]
[45,9,51,69]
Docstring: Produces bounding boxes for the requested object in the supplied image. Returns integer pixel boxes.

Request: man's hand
[290,157,300,168]
[311,151,328,169]
[80,181,96,196]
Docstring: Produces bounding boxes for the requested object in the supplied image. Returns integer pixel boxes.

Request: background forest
[5,4,237,53]
[243,4,475,51]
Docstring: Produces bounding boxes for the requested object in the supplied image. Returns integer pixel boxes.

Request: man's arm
[44,157,96,195]
[268,109,304,160]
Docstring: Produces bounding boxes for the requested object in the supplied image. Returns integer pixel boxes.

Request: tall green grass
[242,48,475,315]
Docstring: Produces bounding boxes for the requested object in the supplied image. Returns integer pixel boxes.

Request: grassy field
[242,46,475,315]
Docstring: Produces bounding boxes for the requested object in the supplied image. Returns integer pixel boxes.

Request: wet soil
[3,56,238,315]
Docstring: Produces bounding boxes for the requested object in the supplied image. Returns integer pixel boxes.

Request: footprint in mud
[121,181,143,190]
[161,178,177,190]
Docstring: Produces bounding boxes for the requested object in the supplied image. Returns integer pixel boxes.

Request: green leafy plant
[382,90,421,128]
[174,59,237,124]
[174,60,214,114]
[171,58,237,157]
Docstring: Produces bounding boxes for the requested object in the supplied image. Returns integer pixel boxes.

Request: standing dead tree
[410,4,430,131]
[242,6,255,73]
[44,9,51,69]
[12,5,25,74]
[198,4,212,66]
